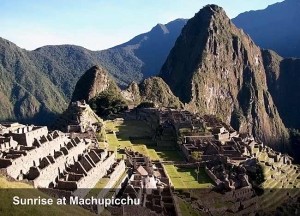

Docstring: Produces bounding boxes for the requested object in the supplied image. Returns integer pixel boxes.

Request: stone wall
[11,126,48,147]
[29,139,86,188]
[4,136,70,179]
[0,137,18,151]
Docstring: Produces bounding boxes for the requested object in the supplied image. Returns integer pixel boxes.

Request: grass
[177,197,201,216]
[105,119,214,190]
[155,150,183,161]
[106,119,183,161]
[147,149,160,160]
[0,176,95,216]
[163,165,213,189]
[116,120,152,138]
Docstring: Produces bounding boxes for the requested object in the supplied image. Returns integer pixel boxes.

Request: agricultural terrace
[103,119,214,189]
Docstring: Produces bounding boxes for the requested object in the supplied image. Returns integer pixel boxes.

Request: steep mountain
[122,77,183,109]
[160,5,289,149]
[233,0,300,58]
[71,65,128,117]
[71,65,182,115]
[111,19,187,78]
[30,18,187,98]
[0,37,66,124]
[0,19,186,123]
[71,65,110,102]
[262,50,300,129]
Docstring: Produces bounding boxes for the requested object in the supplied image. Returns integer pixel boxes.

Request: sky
[0,0,284,51]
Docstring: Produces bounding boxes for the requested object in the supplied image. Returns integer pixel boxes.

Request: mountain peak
[150,23,170,35]
[160,4,289,149]
[71,65,110,102]
[195,4,227,20]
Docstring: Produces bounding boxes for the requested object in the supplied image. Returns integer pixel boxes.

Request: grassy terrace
[104,119,214,190]
[0,176,95,216]
[163,165,213,189]
[105,120,183,160]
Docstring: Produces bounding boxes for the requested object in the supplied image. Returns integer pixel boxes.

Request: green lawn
[106,134,119,148]
[177,197,201,216]
[105,120,179,161]
[163,165,213,189]
[116,120,153,138]
[155,150,183,161]
[147,149,160,160]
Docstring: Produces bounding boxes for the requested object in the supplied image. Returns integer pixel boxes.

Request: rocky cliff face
[262,50,300,129]
[160,5,289,149]
[121,81,141,104]
[71,65,110,102]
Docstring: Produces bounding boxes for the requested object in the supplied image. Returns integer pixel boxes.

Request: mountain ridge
[160,4,289,149]
[233,0,300,58]
[0,19,186,123]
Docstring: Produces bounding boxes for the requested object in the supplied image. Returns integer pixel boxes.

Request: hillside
[262,50,300,129]
[233,0,300,58]
[0,19,186,123]
[122,77,183,109]
[111,19,187,78]
[71,65,182,116]
[160,5,289,150]
[0,38,66,124]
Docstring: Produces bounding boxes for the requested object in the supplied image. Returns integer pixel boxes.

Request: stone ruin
[0,122,125,201]
[134,108,300,191]
[54,100,103,133]
[108,148,178,216]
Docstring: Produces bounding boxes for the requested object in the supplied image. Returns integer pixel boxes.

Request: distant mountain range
[0,0,300,130]
[233,0,300,58]
[0,19,186,123]
[72,4,300,152]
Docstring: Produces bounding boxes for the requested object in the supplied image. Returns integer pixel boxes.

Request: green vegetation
[0,19,187,123]
[0,38,66,124]
[191,151,202,161]
[139,77,183,109]
[90,81,128,117]
[105,119,213,190]
[177,197,201,216]
[105,119,184,161]
[0,176,95,216]
[163,165,213,189]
